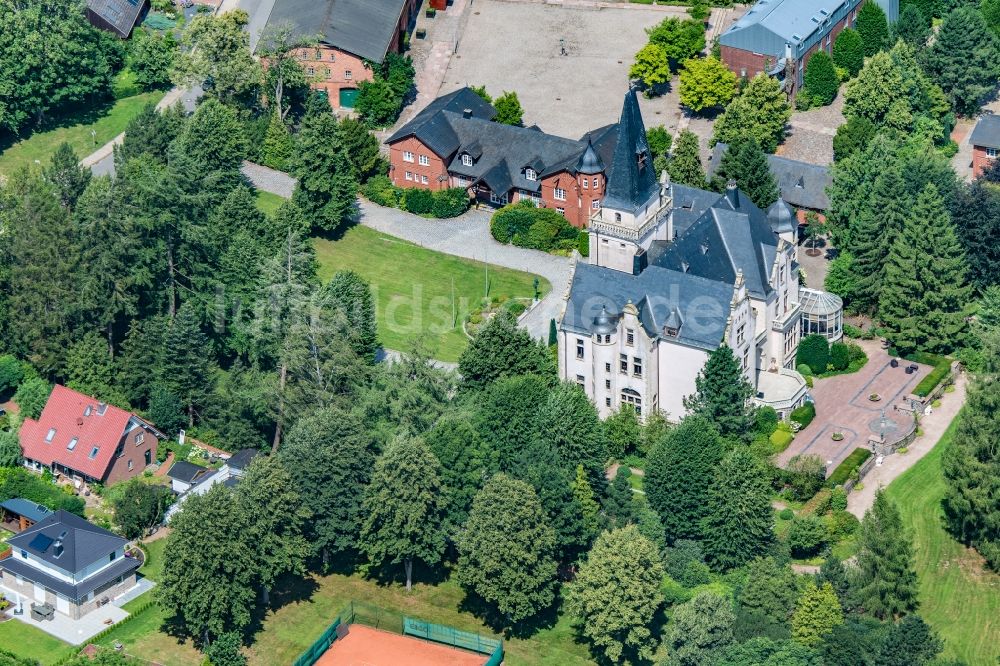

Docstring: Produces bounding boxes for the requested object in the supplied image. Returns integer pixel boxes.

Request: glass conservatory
[799,288,843,342]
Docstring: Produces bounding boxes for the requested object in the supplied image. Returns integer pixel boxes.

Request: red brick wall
[103,428,158,485]
[388,136,450,191]
[973,145,997,179]
[287,45,372,110]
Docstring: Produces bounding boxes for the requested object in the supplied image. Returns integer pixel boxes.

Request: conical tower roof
[576,139,605,175]
[603,87,658,213]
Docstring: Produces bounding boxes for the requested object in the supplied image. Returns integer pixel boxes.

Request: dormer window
[45,428,56,443]
[664,326,679,337]
[525,168,537,181]
[462,154,473,167]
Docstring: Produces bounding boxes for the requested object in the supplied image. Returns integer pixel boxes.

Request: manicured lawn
[0,619,74,665]
[255,189,286,217]
[314,225,549,361]
[139,537,168,582]
[885,413,1000,666]
[0,88,165,178]
[91,598,201,666]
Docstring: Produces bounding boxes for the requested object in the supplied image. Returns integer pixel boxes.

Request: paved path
[241,162,571,341]
[847,372,967,518]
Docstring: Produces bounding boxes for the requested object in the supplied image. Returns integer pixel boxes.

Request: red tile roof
[19,385,137,481]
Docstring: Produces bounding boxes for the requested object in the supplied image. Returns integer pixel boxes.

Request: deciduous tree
[712,74,791,153]
[458,310,552,389]
[630,44,672,89]
[647,17,707,65]
[664,591,736,666]
[424,413,488,534]
[678,56,737,113]
[172,10,261,107]
[494,91,524,126]
[110,479,172,540]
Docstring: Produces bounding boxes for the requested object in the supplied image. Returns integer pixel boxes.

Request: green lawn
[255,190,286,217]
[139,536,168,583]
[885,413,1000,666]
[314,225,549,361]
[0,87,165,178]
[0,618,75,665]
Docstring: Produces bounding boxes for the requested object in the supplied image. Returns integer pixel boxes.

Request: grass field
[885,413,1000,665]
[0,620,75,665]
[0,79,165,178]
[314,225,548,361]
[255,190,286,217]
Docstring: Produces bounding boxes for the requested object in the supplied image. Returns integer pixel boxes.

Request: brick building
[969,114,1000,179]
[19,385,163,487]
[718,0,897,95]
[259,0,417,110]
[385,87,637,228]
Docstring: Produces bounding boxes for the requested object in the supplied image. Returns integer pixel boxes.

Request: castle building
[559,89,841,421]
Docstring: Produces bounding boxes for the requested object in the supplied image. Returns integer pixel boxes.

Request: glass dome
[799,288,843,342]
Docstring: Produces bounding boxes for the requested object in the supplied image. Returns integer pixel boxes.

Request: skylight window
[84,405,92,417]
[67,437,78,451]
[88,446,100,459]
[45,428,56,443]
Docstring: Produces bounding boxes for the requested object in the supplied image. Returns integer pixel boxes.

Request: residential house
[19,385,163,486]
[969,114,1000,179]
[0,510,140,619]
[86,0,148,38]
[0,499,52,534]
[719,0,898,95]
[166,461,210,494]
[258,0,417,110]
[386,87,626,228]
[560,89,843,420]
[163,448,262,521]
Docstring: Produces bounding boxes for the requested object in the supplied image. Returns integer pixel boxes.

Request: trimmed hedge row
[826,447,873,487]
[909,352,951,398]
[790,403,816,429]
[362,175,469,218]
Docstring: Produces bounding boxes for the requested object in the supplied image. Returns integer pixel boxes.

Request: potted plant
[868,393,881,402]
[831,432,844,441]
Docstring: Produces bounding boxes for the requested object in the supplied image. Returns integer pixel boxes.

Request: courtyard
[777,339,931,472]
[439,0,689,139]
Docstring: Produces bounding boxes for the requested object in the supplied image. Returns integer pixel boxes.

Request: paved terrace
[777,339,931,473]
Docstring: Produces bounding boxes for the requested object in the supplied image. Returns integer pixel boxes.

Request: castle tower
[588,87,672,274]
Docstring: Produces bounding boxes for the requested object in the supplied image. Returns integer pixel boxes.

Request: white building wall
[656,343,710,420]
[12,547,123,584]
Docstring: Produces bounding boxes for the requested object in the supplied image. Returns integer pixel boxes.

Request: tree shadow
[456,589,561,639]
[244,572,321,638]
[364,559,449,588]
[0,93,121,154]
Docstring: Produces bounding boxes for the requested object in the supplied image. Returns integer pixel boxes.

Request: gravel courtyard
[440,0,688,139]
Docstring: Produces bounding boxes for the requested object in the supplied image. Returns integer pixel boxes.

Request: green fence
[291,600,503,666]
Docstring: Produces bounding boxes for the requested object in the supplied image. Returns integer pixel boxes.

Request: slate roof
[262,0,408,62]
[648,185,779,299]
[563,262,734,351]
[706,143,831,210]
[7,510,127,574]
[227,448,262,472]
[603,88,659,213]
[970,114,1000,150]
[87,0,146,38]
[167,460,209,484]
[0,498,52,524]
[387,88,496,157]
[18,385,158,481]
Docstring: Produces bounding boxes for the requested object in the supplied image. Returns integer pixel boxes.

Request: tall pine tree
[713,140,780,210]
[668,129,707,188]
[701,448,774,570]
[879,183,970,355]
[162,301,215,426]
[926,6,1000,116]
[847,168,908,315]
[291,112,358,233]
[853,490,919,620]
[683,344,756,441]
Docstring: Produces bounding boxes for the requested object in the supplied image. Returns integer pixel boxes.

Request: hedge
[789,403,816,429]
[361,175,470,218]
[797,334,831,374]
[490,201,580,252]
[769,429,794,453]
[909,352,951,398]
[800,488,832,516]
[826,447,873,487]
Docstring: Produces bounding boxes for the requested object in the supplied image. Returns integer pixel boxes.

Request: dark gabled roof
[970,114,1000,150]
[227,448,262,472]
[563,262,733,350]
[603,88,658,213]
[648,183,779,299]
[167,460,209,484]
[262,0,408,63]
[387,88,496,157]
[87,0,145,38]
[669,183,724,239]
[1,553,139,603]
[706,143,831,210]
[8,510,127,573]
[0,498,52,524]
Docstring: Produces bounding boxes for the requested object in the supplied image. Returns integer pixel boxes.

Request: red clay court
[315,624,488,666]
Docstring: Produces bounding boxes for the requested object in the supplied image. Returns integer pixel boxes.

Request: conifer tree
[803,51,839,106]
[45,142,91,209]
[856,1,890,56]
[873,615,943,666]
[791,582,843,647]
[847,169,907,315]
[668,129,707,188]
[701,448,774,570]
[162,301,214,426]
[832,28,864,78]
[537,383,606,480]
[926,6,1000,116]
[573,464,602,539]
[853,490,919,620]
[604,469,635,529]
[893,4,930,47]
[260,111,293,171]
[713,139,780,210]
[645,415,724,542]
[879,183,970,355]
[683,344,756,440]
[290,112,358,233]
[321,270,378,363]
[425,414,489,535]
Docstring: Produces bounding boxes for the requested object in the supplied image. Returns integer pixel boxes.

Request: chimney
[462,108,472,118]
[726,180,739,208]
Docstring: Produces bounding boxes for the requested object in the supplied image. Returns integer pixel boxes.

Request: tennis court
[315,624,487,666]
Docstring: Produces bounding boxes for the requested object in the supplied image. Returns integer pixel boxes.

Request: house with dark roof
[258,0,417,109]
[559,91,842,421]
[86,0,148,38]
[0,510,140,619]
[386,87,637,228]
[970,114,1000,179]
[19,385,164,486]
[706,143,832,213]
[719,0,897,94]
[166,460,209,494]
[0,498,52,533]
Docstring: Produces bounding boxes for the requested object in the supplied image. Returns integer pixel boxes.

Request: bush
[577,231,590,257]
[0,467,85,516]
[503,300,527,317]
[847,343,866,363]
[753,406,779,437]
[362,175,401,207]
[830,342,851,370]
[13,377,52,421]
[664,539,711,587]
[778,508,794,520]
[769,429,794,453]
[826,448,873,487]
[788,515,827,557]
[795,91,816,110]
[403,187,435,215]
[790,403,816,429]
[646,125,673,158]
[783,454,826,501]
[827,509,860,540]
[491,202,578,252]
[431,187,470,218]
[797,334,831,375]
[829,486,848,512]
[490,200,536,242]
[912,354,951,397]
[796,363,813,378]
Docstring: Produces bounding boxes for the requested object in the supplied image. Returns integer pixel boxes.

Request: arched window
[621,388,642,416]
